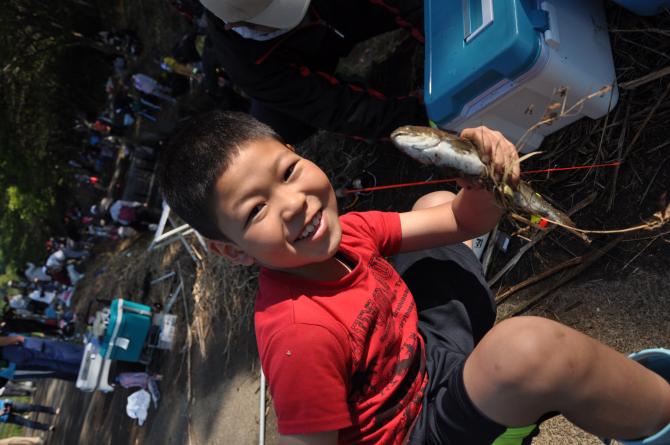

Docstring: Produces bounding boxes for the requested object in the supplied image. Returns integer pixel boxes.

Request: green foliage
[0,0,104,267]
[0,263,19,298]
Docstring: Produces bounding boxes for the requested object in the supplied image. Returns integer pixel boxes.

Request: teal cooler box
[425,0,619,152]
[100,299,152,362]
[611,0,670,15]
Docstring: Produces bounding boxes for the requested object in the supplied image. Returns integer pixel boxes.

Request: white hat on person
[201,0,311,29]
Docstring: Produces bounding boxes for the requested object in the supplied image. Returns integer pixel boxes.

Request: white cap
[201,0,311,29]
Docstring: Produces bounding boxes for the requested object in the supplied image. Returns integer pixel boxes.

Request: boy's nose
[279,190,306,221]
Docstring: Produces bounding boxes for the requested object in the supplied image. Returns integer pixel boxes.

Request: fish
[390,125,585,238]
[390,126,487,177]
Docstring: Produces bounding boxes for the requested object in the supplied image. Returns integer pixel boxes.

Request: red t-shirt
[255,211,427,444]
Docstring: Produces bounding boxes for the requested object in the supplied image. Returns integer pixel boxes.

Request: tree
[0,0,107,267]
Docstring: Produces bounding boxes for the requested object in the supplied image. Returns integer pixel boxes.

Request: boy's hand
[459,126,520,188]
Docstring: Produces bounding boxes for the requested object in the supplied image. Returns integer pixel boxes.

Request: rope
[342,161,621,195]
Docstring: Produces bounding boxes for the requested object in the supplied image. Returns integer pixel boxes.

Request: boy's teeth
[299,212,321,240]
[300,224,315,239]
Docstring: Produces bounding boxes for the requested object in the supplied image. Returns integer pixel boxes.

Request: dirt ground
[20,1,670,444]
[30,334,278,445]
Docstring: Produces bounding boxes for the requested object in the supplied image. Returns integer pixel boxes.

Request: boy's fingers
[497,140,521,185]
[505,138,521,186]
[494,140,506,177]
[461,127,520,185]
[479,127,492,164]
[461,126,491,163]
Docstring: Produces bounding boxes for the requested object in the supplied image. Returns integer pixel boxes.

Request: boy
[159,111,670,445]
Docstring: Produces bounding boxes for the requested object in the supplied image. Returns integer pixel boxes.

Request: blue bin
[425,0,547,126]
[425,0,618,151]
[100,299,152,362]
[611,0,670,15]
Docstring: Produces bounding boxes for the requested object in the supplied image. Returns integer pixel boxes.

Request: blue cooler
[611,0,670,15]
[100,299,152,362]
[425,0,619,152]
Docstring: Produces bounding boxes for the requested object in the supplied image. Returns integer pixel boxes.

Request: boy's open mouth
[297,210,323,241]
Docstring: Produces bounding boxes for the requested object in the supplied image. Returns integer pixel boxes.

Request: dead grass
[190,254,258,363]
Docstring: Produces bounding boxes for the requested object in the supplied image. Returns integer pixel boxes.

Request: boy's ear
[207,239,255,266]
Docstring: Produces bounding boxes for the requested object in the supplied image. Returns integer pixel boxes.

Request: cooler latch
[527,9,549,32]
[539,2,560,49]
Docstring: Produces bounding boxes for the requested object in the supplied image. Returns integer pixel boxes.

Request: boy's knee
[411,190,457,211]
[474,317,574,393]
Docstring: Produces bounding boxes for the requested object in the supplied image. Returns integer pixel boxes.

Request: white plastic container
[157,314,177,350]
[76,341,112,392]
[425,0,619,152]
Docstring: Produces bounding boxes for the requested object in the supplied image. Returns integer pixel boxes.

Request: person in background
[0,335,83,382]
[0,381,36,398]
[0,398,59,432]
[23,263,51,284]
[95,200,160,232]
[161,56,202,80]
[131,73,177,103]
[45,248,86,286]
[201,0,427,144]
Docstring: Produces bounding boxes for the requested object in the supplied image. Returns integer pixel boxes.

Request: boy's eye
[245,204,264,227]
[283,162,297,182]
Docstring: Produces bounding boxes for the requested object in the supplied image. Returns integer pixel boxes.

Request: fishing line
[342,161,622,195]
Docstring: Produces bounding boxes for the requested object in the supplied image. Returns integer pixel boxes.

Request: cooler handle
[463,0,494,43]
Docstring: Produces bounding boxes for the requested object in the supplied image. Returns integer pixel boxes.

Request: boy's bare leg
[411,191,473,248]
[411,190,456,210]
[463,316,670,439]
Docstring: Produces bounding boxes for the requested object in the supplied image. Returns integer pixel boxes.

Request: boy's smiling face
[211,137,342,274]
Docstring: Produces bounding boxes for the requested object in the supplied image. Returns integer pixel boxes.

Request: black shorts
[393,243,541,445]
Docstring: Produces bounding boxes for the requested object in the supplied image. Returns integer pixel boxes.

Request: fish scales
[391,125,582,235]
[391,130,486,177]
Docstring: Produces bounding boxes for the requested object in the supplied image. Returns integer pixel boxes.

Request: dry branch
[622,82,670,161]
[608,100,630,212]
[509,212,591,244]
[619,65,670,90]
[539,202,670,236]
[481,223,499,275]
[488,192,597,286]
[499,237,622,320]
[495,256,583,304]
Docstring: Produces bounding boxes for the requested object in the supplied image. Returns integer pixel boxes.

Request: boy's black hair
[158,111,281,240]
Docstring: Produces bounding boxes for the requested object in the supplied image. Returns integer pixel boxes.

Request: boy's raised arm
[398,127,519,253]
